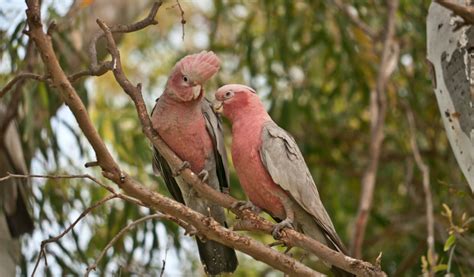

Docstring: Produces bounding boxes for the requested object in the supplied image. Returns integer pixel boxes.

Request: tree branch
[0,72,48,99]
[31,194,119,277]
[352,0,399,259]
[87,1,161,70]
[434,0,474,25]
[332,0,378,39]
[406,106,436,276]
[85,214,166,276]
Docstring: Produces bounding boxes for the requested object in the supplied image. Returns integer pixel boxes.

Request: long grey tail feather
[331,266,355,277]
[5,189,34,238]
[196,238,238,275]
[326,236,355,277]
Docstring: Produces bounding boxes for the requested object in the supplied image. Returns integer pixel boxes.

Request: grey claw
[173,161,190,177]
[272,218,294,240]
[198,169,209,183]
[232,201,261,214]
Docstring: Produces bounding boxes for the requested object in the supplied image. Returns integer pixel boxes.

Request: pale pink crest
[178,51,220,84]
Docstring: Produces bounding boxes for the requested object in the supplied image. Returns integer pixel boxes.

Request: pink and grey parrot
[214,84,353,276]
[151,51,237,275]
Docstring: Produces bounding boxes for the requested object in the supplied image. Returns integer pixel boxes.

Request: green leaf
[434,263,448,272]
[444,234,456,252]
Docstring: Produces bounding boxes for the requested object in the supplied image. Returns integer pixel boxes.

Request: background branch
[85,214,166,276]
[406,106,436,276]
[352,0,399,259]
[31,194,118,277]
[332,0,378,39]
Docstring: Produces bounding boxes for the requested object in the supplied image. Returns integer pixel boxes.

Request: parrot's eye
[183,75,189,82]
[225,91,233,98]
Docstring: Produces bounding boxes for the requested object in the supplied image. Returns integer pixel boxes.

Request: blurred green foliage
[1,0,473,276]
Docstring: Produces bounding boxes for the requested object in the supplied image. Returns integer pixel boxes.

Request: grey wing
[150,98,186,203]
[0,104,34,237]
[201,98,230,193]
[259,121,346,252]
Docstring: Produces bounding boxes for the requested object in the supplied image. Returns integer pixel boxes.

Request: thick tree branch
[434,0,474,25]
[352,0,399,259]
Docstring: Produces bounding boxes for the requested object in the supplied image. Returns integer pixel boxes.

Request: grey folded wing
[0,105,34,237]
[259,121,346,253]
[201,98,230,193]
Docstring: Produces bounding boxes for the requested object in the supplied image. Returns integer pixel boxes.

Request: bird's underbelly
[233,148,286,219]
[156,123,212,173]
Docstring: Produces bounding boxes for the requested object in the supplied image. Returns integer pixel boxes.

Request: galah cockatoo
[214,84,352,276]
[151,52,238,275]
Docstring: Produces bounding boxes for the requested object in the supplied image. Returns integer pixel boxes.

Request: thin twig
[68,61,113,83]
[0,72,48,99]
[85,214,165,276]
[0,172,115,193]
[31,194,119,277]
[332,0,377,39]
[87,1,161,70]
[406,106,436,276]
[167,0,186,40]
[0,171,151,208]
[352,0,399,259]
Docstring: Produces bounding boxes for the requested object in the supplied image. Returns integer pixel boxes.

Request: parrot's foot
[272,218,294,240]
[268,241,293,255]
[184,227,198,237]
[231,201,261,214]
[197,169,209,183]
[173,161,190,177]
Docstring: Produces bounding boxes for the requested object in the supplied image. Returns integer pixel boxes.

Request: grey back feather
[259,121,346,253]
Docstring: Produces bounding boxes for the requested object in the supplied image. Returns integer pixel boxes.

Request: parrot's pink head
[165,51,220,102]
[215,84,267,122]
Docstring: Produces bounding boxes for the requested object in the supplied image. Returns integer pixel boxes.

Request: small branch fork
[22,0,386,276]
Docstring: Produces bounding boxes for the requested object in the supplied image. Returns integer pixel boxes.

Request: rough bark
[427,1,474,193]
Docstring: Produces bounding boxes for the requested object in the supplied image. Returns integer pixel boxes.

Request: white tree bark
[427,1,474,192]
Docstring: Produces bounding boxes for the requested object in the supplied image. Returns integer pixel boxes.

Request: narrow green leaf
[444,234,456,252]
